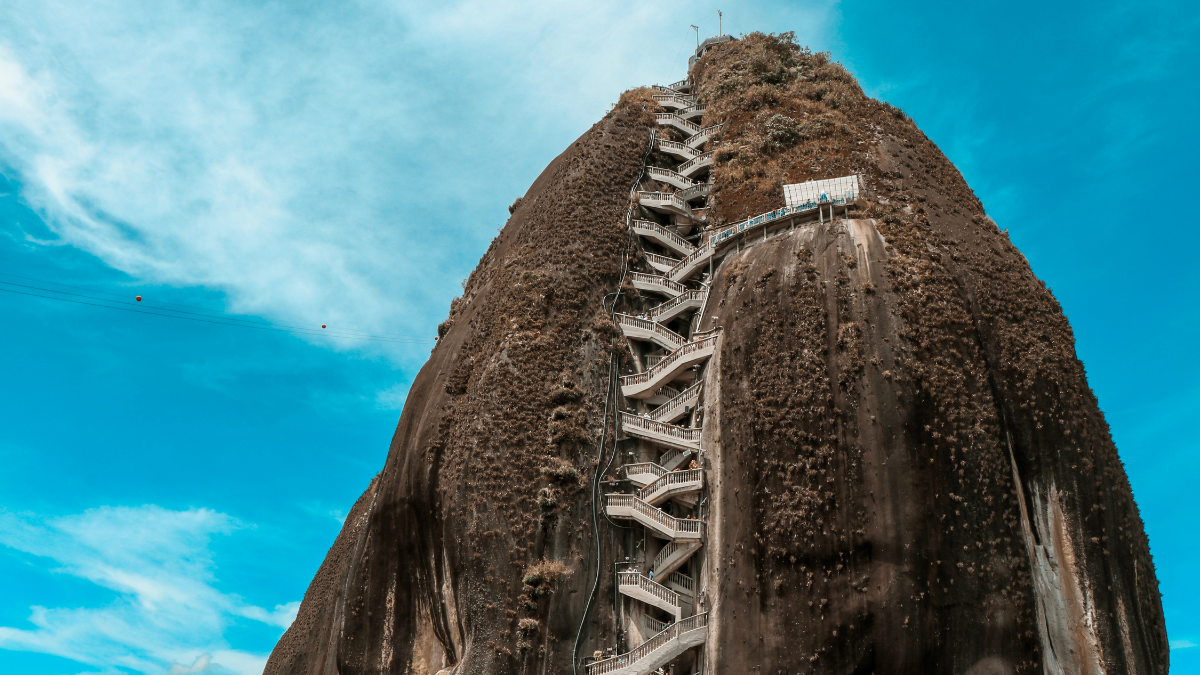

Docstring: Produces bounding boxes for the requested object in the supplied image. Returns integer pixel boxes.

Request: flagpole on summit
[691,25,699,48]
[719,10,722,36]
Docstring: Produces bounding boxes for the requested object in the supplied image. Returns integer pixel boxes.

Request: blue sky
[0,1,1196,673]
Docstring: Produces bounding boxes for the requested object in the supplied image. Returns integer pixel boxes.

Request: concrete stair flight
[637,468,703,507]
[656,138,702,162]
[647,289,706,323]
[627,271,687,298]
[620,332,719,399]
[652,540,703,579]
[645,167,698,192]
[643,252,682,274]
[617,571,688,620]
[631,219,696,256]
[658,447,696,471]
[615,313,686,351]
[620,412,700,452]
[684,123,723,149]
[637,191,695,220]
[651,93,696,110]
[648,381,702,424]
[664,571,696,599]
[677,151,713,178]
[654,113,702,136]
[604,493,702,541]
[666,242,714,283]
[586,613,707,675]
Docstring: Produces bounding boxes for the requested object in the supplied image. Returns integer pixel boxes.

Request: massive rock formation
[265,32,1167,675]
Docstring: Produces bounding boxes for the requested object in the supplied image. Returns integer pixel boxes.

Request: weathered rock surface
[266,33,1166,675]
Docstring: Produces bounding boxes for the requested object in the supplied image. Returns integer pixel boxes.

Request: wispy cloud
[1171,639,1197,650]
[0,0,835,363]
[0,505,294,675]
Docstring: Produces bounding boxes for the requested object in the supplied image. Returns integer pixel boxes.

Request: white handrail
[649,381,702,422]
[604,494,703,536]
[638,191,692,215]
[645,167,698,190]
[643,251,682,271]
[654,113,702,134]
[647,289,706,321]
[677,151,713,175]
[617,571,683,611]
[621,413,701,445]
[586,613,708,675]
[656,139,699,160]
[615,313,685,349]
[620,333,719,387]
[627,271,687,296]
[638,468,703,503]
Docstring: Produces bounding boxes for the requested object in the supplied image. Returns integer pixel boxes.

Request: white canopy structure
[783,175,862,209]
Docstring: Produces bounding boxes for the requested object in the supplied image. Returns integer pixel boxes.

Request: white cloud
[0,0,835,362]
[0,505,292,675]
[1171,639,1197,650]
[375,382,410,410]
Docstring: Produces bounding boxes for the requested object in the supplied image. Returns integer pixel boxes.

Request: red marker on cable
[136,295,142,302]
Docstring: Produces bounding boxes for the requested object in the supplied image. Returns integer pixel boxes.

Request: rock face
[266,33,1167,675]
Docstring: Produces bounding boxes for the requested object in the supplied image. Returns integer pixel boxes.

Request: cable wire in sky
[0,271,426,340]
[0,281,435,345]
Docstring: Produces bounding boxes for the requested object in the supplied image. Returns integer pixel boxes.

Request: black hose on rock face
[571,128,657,675]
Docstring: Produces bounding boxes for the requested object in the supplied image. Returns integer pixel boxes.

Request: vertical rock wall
[692,32,1167,675]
